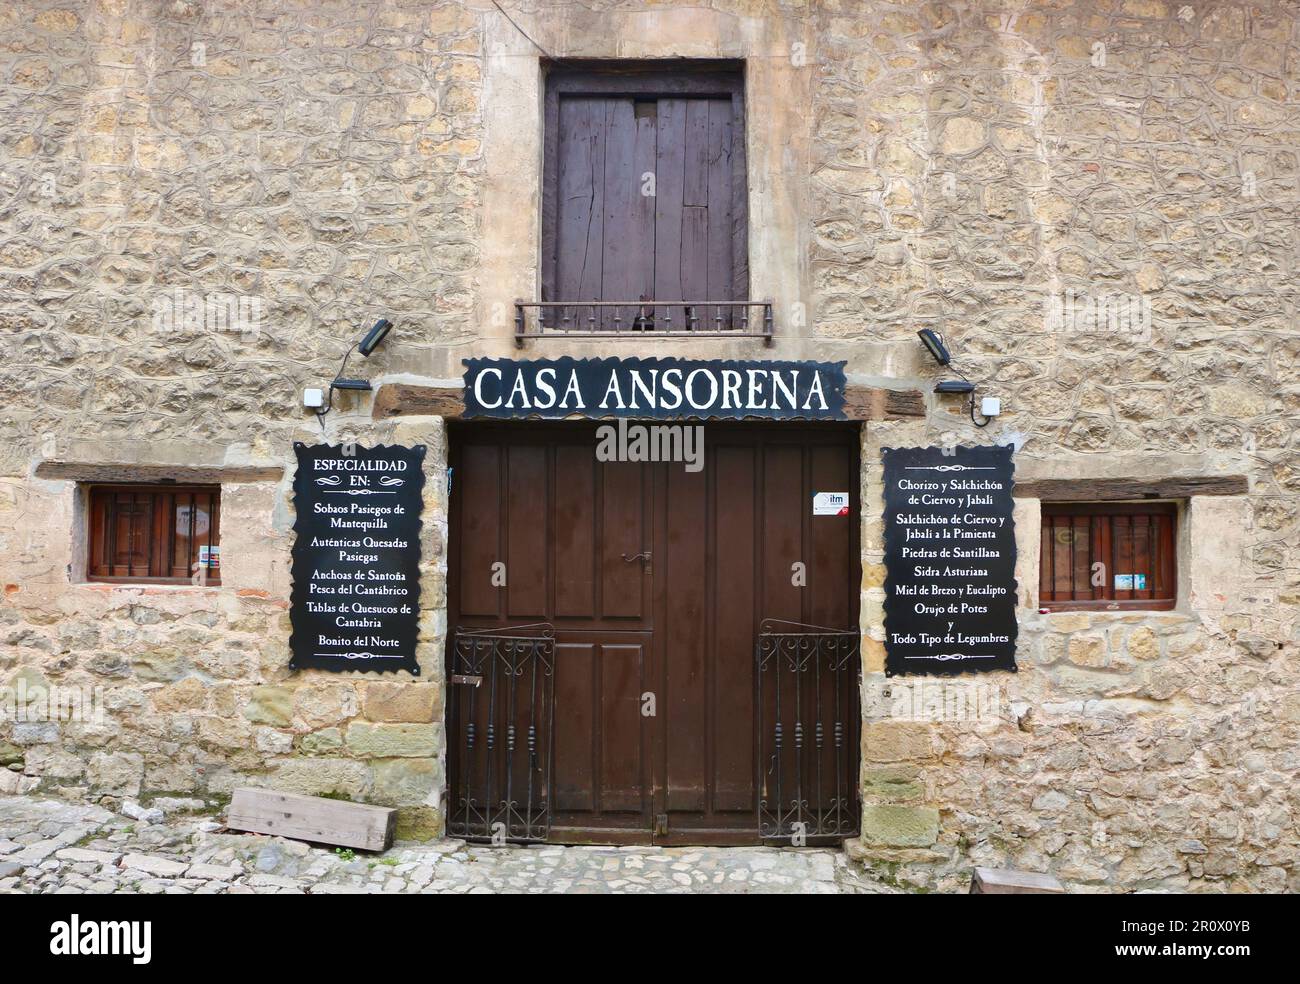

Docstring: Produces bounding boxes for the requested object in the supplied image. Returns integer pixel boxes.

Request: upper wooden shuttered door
[542,62,747,332]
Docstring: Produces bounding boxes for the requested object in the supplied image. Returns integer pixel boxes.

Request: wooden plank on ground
[227,788,396,852]
[970,867,1066,894]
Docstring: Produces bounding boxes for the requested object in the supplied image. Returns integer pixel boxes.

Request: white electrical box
[303,387,325,409]
[981,396,1001,417]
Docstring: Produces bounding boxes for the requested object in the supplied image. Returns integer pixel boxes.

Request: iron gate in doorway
[756,620,861,843]
[447,618,862,845]
[446,624,555,843]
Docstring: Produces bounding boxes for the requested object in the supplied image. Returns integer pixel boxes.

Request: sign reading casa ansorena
[462,357,847,420]
[881,445,1017,676]
[289,442,425,675]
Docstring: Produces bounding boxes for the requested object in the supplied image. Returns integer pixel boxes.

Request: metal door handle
[621,551,652,575]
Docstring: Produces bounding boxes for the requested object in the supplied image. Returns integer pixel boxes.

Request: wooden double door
[446,421,860,845]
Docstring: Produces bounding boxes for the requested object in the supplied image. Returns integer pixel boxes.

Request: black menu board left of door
[289,442,426,675]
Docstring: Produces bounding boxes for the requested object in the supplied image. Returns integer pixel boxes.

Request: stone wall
[2,418,450,840]
[1,1,1296,890]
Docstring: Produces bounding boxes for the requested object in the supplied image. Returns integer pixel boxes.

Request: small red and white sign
[812,491,850,516]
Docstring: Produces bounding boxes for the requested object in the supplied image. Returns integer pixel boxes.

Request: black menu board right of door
[882,445,1017,676]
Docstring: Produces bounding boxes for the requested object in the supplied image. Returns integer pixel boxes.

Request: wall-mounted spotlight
[917,328,952,366]
[934,380,974,395]
[357,318,393,357]
[330,378,373,392]
[916,328,993,428]
[313,318,395,429]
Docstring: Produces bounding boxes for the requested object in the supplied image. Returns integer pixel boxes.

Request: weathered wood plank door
[446,422,860,845]
[548,85,742,330]
[448,423,657,840]
[652,424,860,844]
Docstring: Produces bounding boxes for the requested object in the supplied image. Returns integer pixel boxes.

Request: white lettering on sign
[462,357,846,420]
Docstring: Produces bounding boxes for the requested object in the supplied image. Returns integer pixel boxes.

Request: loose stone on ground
[0,795,897,895]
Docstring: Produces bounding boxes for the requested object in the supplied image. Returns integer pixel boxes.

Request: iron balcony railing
[514,300,773,346]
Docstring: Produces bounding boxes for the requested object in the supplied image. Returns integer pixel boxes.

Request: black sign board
[289,443,426,675]
[882,445,1018,676]
[462,356,847,420]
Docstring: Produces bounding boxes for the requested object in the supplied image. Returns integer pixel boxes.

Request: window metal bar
[514,300,775,346]
[126,492,135,579]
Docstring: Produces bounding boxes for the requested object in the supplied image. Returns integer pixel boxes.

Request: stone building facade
[1,0,1297,892]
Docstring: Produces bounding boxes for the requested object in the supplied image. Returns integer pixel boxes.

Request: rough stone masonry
[0,0,1297,892]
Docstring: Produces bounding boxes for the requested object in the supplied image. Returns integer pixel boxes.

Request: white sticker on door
[812,491,850,516]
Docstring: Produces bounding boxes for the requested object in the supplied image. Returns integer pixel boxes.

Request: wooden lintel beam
[1014,476,1249,500]
[372,383,465,419]
[35,462,284,484]
[842,385,926,420]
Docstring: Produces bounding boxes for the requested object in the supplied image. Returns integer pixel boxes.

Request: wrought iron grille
[515,300,773,345]
[756,619,861,842]
[447,623,555,843]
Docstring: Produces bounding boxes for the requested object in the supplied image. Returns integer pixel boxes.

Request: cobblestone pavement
[0,796,895,894]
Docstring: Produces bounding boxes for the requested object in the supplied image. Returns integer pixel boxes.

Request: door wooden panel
[601,460,646,618]
[600,99,656,329]
[448,422,860,845]
[810,444,855,628]
[654,97,736,325]
[457,444,501,617]
[762,444,804,624]
[552,640,597,814]
[555,99,605,308]
[554,444,595,617]
[663,462,707,813]
[598,640,649,812]
[552,635,650,818]
[711,445,757,814]
[507,445,547,617]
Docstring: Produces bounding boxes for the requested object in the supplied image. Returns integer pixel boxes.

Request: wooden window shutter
[543,64,747,332]
[88,485,222,585]
[1039,502,1176,611]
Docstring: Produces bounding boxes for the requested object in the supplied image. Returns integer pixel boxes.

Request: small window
[87,485,221,585]
[1039,503,1176,611]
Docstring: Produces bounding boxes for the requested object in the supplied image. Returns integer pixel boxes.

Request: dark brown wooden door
[447,422,860,845]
